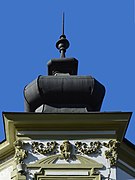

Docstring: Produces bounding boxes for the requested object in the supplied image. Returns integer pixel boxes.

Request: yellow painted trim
[0,112,132,166]
[3,112,131,140]
[34,175,101,180]
[0,115,16,160]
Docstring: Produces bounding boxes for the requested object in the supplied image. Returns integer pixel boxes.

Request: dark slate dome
[24,75,105,112]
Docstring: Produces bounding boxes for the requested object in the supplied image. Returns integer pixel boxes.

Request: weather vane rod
[62,12,65,35]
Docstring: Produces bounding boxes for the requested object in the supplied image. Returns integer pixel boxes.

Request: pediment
[27,155,103,180]
[27,154,103,169]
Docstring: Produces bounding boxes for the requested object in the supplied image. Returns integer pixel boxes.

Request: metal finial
[56,12,70,58]
[62,12,65,35]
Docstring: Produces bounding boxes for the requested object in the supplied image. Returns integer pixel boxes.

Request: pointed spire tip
[56,12,70,58]
[62,12,65,35]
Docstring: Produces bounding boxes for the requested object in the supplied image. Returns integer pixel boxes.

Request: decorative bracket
[14,140,28,165]
[103,140,120,167]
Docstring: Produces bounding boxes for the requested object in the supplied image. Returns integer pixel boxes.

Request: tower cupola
[24,14,105,113]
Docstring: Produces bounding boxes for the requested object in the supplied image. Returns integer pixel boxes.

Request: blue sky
[0,0,135,144]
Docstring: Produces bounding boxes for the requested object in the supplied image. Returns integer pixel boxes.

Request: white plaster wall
[0,165,13,180]
[117,167,135,180]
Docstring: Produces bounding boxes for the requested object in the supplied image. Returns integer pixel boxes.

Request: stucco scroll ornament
[75,141,102,155]
[103,140,120,167]
[32,141,58,155]
[60,140,73,161]
[14,140,28,172]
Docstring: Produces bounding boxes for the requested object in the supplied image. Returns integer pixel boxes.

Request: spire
[62,12,65,35]
[56,12,70,58]
[24,14,105,113]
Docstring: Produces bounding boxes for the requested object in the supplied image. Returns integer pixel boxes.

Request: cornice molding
[118,140,135,169]
[0,112,132,167]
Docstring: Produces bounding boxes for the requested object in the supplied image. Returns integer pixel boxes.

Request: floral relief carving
[75,141,102,155]
[103,140,120,167]
[32,141,58,155]
[30,140,119,166]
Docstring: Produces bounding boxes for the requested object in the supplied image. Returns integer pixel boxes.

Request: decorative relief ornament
[75,141,102,155]
[60,140,73,160]
[30,140,119,166]
[14,140,28,165]
[13,140,28,174]
[103,140,120,167]
[32,141,58,155]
